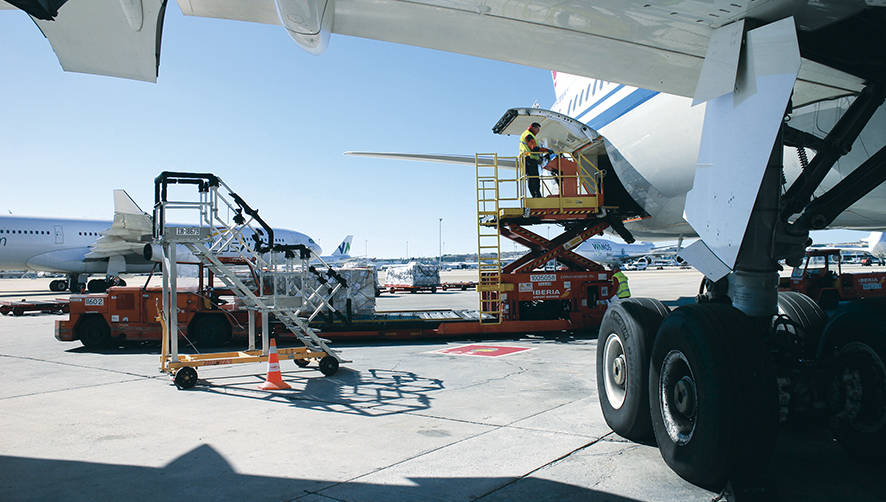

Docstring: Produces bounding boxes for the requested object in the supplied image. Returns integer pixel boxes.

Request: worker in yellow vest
[611,264,631,299]
[520,122,553,198]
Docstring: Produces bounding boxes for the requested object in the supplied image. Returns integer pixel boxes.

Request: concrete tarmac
[0,270,882,501]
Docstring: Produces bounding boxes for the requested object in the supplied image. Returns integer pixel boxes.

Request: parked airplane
[318,235,353,264]
[0,190,321,292]
[6,0,886,495]
[573,238,654,265]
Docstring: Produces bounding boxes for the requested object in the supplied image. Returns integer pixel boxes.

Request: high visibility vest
[613,271,631,298]
[520,129,541,161]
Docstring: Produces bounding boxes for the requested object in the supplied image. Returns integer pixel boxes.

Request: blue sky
[0,6,868,257]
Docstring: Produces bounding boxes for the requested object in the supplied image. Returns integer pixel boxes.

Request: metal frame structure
[152,172,349,388]
[475,151,611,326]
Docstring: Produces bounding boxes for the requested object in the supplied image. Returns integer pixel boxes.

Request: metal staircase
[153,172,348,364]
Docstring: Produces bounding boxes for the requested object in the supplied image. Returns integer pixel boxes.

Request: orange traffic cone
[258,339,291,390]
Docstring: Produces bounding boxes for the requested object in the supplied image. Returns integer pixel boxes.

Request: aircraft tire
[596,298,668,442]
[775,291,826,358]
[818,310,886,461]
[87,279,109,293]
[649,304,777,492]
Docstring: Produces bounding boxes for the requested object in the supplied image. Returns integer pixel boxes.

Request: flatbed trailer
[440,281,477,291]
[1,299,69,316]
[311,309,575,341]
[383,284,439,294]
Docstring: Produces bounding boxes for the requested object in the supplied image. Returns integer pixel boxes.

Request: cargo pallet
[1,299,69,316]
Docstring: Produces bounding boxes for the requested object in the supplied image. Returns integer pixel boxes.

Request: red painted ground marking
[435,344,532,357]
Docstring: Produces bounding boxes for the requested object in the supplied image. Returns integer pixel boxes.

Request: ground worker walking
[612,264,631,299]
[520,122,553,198]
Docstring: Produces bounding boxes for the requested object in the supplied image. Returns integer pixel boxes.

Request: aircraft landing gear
[649,304,777,492]
[66,273,85,293]
[596,298,669,442]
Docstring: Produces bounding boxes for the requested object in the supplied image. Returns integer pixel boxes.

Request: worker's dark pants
[526,158,542,198]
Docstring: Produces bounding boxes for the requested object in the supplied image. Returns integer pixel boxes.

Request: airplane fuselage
[550,74,886,239]
[0,216,320,274]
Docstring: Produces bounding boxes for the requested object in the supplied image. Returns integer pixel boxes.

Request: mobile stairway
[152,172,349,389]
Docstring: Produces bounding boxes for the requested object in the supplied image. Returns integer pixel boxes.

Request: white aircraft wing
[345,152,517,168]
[176,0,867,106]
[4,0,873,105]
[2,0,166,82]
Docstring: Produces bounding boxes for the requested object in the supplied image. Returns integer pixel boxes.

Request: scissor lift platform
[474,149,615,330]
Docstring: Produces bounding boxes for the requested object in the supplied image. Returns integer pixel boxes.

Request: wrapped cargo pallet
[385,262,440,287]
[277,268,375,316]
[237,267,377,317]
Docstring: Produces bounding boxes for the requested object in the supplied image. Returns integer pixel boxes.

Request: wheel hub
[830,341,886,431]
[603,333,628,410]
[660,350,697,445]
[673,376,697,417]
[613,355,626,386]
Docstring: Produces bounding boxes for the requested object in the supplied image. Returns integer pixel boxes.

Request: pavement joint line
[310,395,595,497]
[0,353,154,379]
[289,491,345,502]
[471,431,616,501]
[0,377,154,400]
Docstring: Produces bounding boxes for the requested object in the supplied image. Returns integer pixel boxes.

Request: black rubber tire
[189,315,232,348]
[49,280,64,292]
[294,358,311,368]
[77,315,111,349]
[596,298,669,442]
[319,356,339,376]
[87,279,108,293]
[431,287,437,293]
[819,310,886,461]
[174,367,198,390]
[115,278,126,287]
[818,289,840,311]
[649,304,777,492]
[12,308,24,317]
[776,291,827,358]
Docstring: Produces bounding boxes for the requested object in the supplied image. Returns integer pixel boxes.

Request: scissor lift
[475,148,615,330]
[152,172,350,390]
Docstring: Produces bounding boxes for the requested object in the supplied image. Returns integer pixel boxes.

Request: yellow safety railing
[513,150,604,212]
[475,153,505,324]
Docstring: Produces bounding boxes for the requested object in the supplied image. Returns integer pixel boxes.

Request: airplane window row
[78,232,99,236]
[0,229,50,235]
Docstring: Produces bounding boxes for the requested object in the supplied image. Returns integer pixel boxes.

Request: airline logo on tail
[334,235,353,257]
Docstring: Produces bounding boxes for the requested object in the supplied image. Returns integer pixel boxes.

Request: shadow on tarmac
[0,444,645,501]
[185,367,446,417]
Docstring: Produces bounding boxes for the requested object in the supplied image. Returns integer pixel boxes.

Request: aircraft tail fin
[114,189,146,216]
[333,235,353,257]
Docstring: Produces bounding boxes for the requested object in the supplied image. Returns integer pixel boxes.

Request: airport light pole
[439,218,443,266]
[406,241,409,260]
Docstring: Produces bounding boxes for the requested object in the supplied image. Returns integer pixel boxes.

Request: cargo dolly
[1,299,69,316]
[152,172,349,390]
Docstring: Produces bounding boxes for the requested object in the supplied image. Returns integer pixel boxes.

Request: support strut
[500,221,608,274]
[782,83,886,218]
